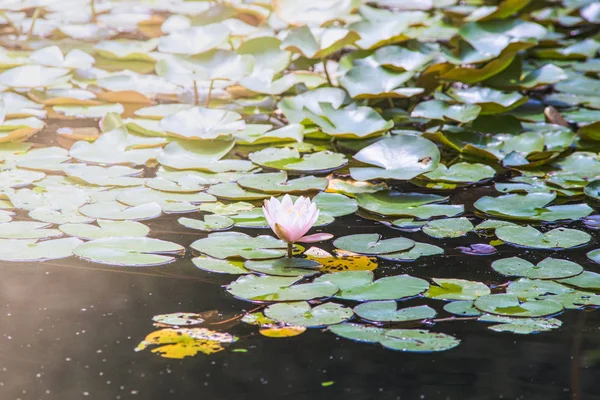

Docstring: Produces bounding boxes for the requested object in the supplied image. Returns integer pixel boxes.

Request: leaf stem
[91,0,97,22]
[27,7,41,41]
[322,59,333,87]
[205,79,214,107]
[193,80,199,105]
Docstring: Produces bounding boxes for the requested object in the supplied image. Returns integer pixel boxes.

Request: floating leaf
[192,257,248,275]
[178,215,234,232]
[244,258,322,277]
[314,271,428,301]
[249,148,347,174]
[479,315,562,334]
[356,190,464,219]
[492,257,583,279]
[495,226,591,250]
[59,220,150,240]
[152,313,204,327]
[474,294,563,317]
[191,232,287,260]
[422,218,474,239]
[350,135,440,181]
[443,301,482,317]
[0,238,83,262]
[354,302,436,323]
[237,172,327,194]
[333,233,414,255]
[329,323,460,352]
[227,275,338,302]
[74,237,184,266]
[425,278,491,301]
[264,301,353,327]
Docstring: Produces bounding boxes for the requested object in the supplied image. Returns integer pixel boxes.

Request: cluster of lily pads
[0,0,599,357]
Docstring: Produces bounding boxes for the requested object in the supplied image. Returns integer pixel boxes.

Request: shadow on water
[1,124,600,400]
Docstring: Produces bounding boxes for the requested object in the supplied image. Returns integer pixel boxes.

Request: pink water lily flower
[263,195,333,257]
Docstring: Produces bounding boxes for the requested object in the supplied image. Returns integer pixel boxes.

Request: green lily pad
[160,107,245,140]
[178,215,234,232]
[226,275,338,302]
[191,257,248,275]
[422,218,474,238]
[350,135,440,181]
[557,271,600,291]
[356,190,464,219]
[303,103,394,139]
[237,172,327,194]
[59,220,150,240]
[281,27,360,59]
[157,141,254,173]
[329,323,460,352]
[378,242,444,262]
[474,192,593,222]
[190,232,287,260]
[423,163,496,183]
[495,226,591,249]
[0,238,83,261]
[313,192,358,217]
[492,256,584,279]
[0,221,62,239]
[314,271,429,301]
[249,147,347,174]
[411,100,481,123]
[479,315,562,334]
[443,301,482,317]
[152,313,205,327]
[207,183,272,201]
[474,294,563,317]
[587,249,600,264]
[354,302,436,323]
[74,237,184,267]
[79,201,162,221]
[244,258,322,277]
[333,233,415,255]
[425,278,491,301]
[264,301,353,327]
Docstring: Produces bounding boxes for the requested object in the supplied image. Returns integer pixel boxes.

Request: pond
[0,0,600,399]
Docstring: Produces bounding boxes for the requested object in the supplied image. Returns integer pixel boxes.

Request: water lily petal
[298,233,334,243]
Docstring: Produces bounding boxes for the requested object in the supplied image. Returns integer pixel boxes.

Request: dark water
[2,190,600,400]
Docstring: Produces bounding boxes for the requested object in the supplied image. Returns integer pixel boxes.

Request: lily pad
[249,148,347,174]
[329,323,460,352]
[244,258,322,277]
[74,237,184,267]
[422,218,474,238]
[333,233,415,255]
[178,215,234,232]
[495,226,591,249]
[190,232,287,260]
[425,278,491,301]
[350,135,440,181]
[474,294,563,317]
[354,302,436,323]
[59,220,150,240]
[237,172,327,194]
[356,190,464,219]
[443,301,482,317]
[491,257,584,279]
[264,301,353,327]
[226,275,338,302]
[314,271,429,301]
[191,257,248,275]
